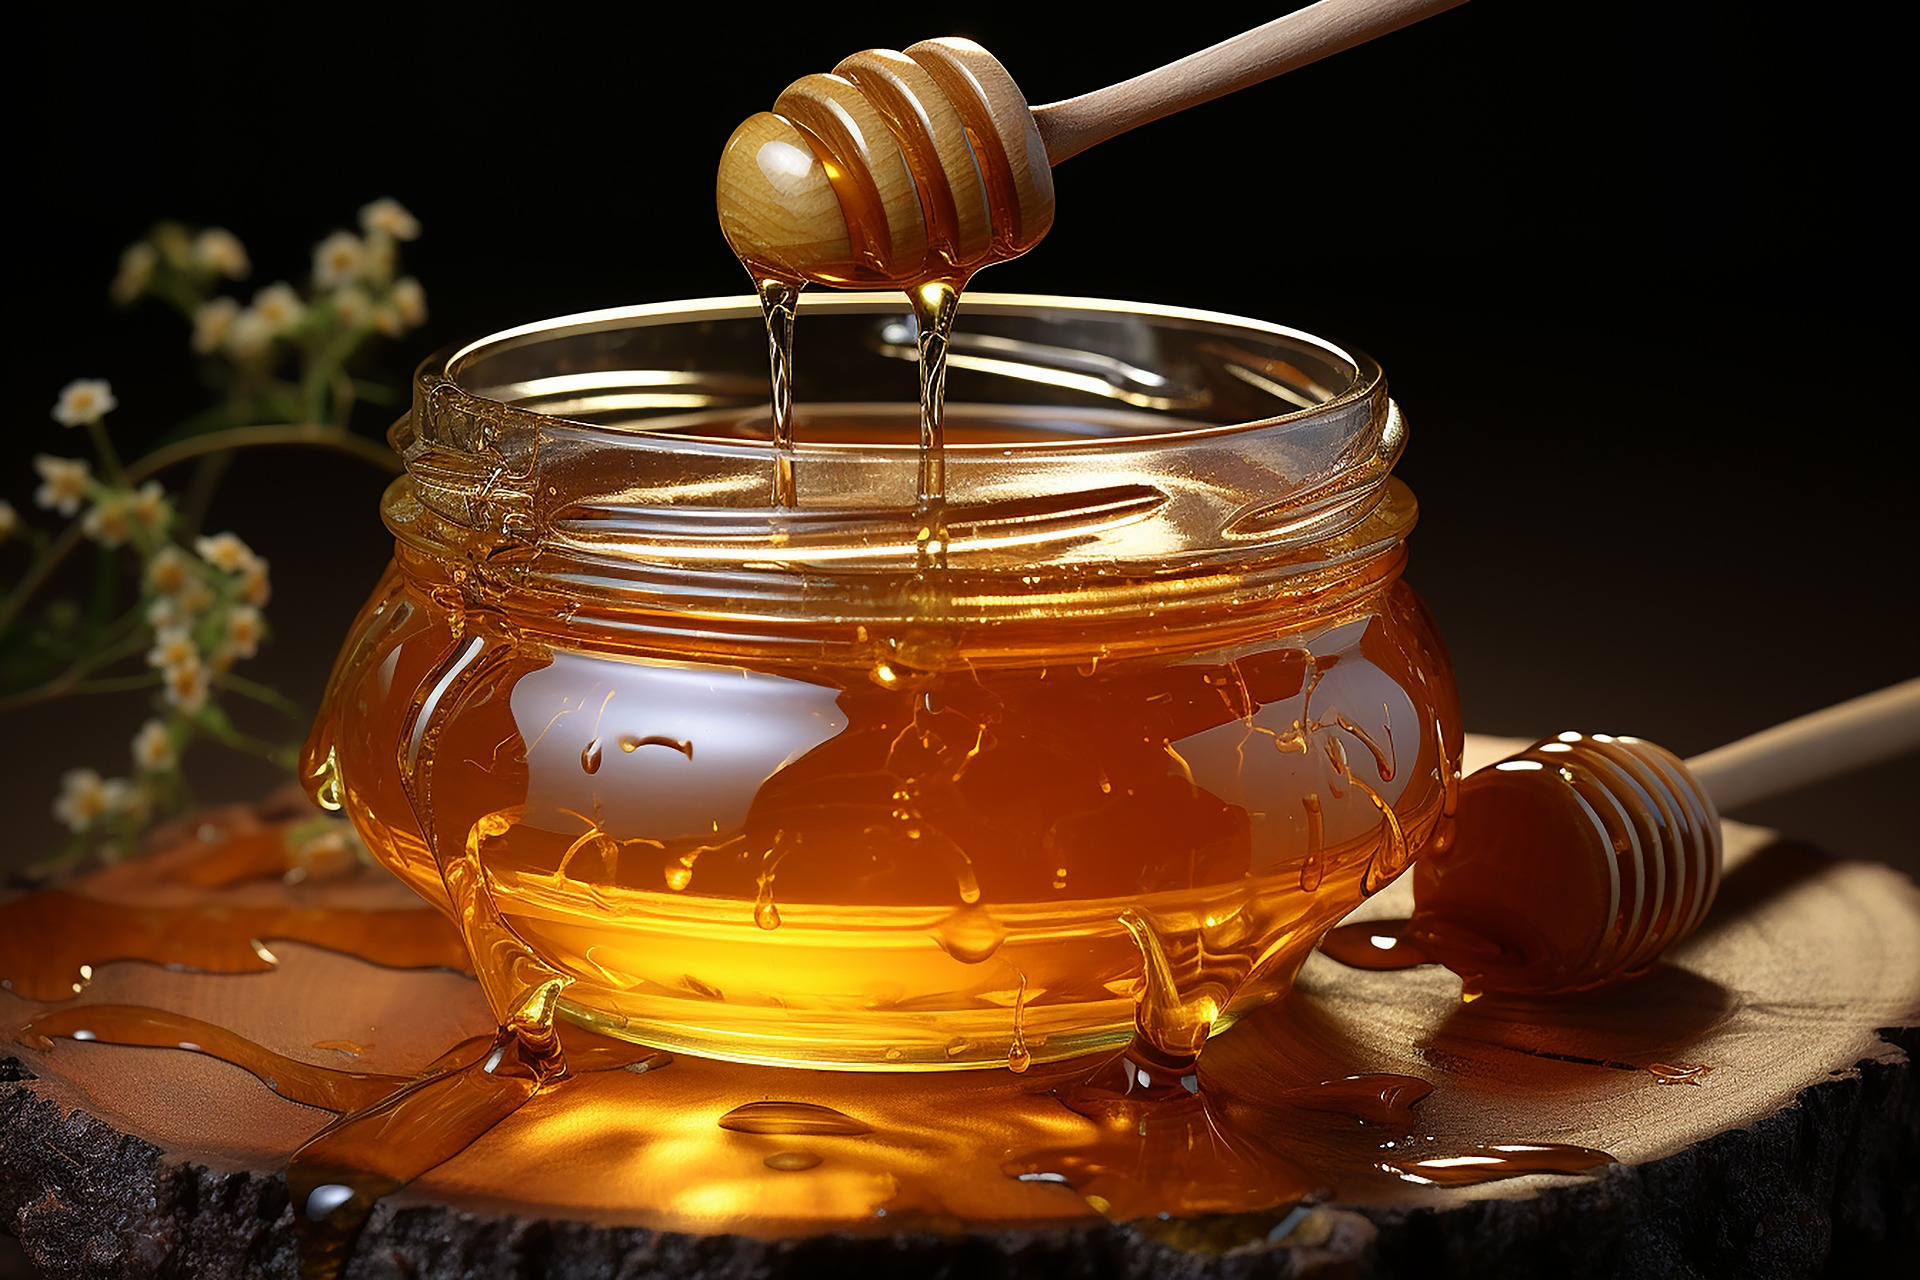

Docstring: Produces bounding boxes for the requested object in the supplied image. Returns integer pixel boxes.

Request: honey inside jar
[303,294,1462,1069]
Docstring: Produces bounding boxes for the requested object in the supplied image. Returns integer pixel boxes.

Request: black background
[3,0,1914,874]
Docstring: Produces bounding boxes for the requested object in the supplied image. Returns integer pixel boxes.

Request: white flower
[191,227,251,280]
[52,378,117,428]
[147,626,199,671]
[358,197,421,242]
[126,481,170,536]
[238,558,271,607]
[390,277,426,327]
[146,596,182,630]
[313,231,367,288]
[111,242,158,305]
[224,308,274,360]
[0,500,17,542]
[132,720,177,773]
[53,769,112,832]
[365,236,397,284]
[192,296,240,355]
[329,288,372,329]
[164,658,210,714]
[108,780,153,827]
[373,276,428,337]
[80,493,134,547]
[33,455,91,516]
[146,544,195,595]
[252,281,305,333]
[195,531,259,574]
[176,575,217,617]
[223,604,265,659]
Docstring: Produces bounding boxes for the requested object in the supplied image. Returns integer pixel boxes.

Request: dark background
[3,0,1914,875]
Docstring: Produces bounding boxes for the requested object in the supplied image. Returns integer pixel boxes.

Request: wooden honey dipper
[716,0,1469,287]
[1403,679,1920,997]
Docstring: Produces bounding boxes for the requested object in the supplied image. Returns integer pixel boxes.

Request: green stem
[0,658,146,714]
[86,603,147,652]
[69,672,164,696]
[1,524,84,634]
[86,419,127,486]
[150,274,205,318]
[0,614,151,714]
[128,423,399,483]
[200,716,296,766]
[216,670,303,719]
[179,452,234,539]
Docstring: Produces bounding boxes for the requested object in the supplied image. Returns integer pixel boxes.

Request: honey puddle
[1,813,1634,1280]
[1317,917,1440,972]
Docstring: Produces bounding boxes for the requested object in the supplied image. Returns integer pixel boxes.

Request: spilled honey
[1317,917,1440,972]
[1284,1073,1434,1127]
[2,818,1636,1277]
[0,889,467,1002]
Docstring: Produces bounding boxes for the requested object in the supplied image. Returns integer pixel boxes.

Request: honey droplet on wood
[1283,1073,1433,1127]
[1381,1141,1615,1187]
[717,1101,872,1136]
[1648,1061,1711,1085]
[764,1149,823,1171]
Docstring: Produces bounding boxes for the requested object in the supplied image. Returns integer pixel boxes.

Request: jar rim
[439,292,1383,453]
[391,293,1409,626]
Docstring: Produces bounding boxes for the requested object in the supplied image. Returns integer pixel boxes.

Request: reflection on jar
[303,295,1463,1070]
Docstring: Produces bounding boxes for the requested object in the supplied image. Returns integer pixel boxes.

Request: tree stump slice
[3,736,1917,1279]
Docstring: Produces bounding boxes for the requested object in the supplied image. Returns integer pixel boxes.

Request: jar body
[304,295,1462,1069]
[310,533,1457,1068]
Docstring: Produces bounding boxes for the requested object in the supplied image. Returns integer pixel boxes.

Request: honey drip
[1300,793,1326,892]
[1007,971,1033,1073]
[755,276,801,460]
[908,278,961,567]
[1117,908,1222,1077]
[1358,779,1412,896]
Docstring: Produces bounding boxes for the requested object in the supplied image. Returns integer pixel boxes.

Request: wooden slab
[3,738,1917,1278]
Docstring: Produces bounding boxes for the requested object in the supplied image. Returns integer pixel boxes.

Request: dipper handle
[1033,0,1471,164]
[1685,677,1920,813]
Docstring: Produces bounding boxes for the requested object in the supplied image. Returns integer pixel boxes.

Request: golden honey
[301,294,1463,1070]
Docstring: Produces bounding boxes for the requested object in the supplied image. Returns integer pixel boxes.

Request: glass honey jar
[302,293,1463,1070]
